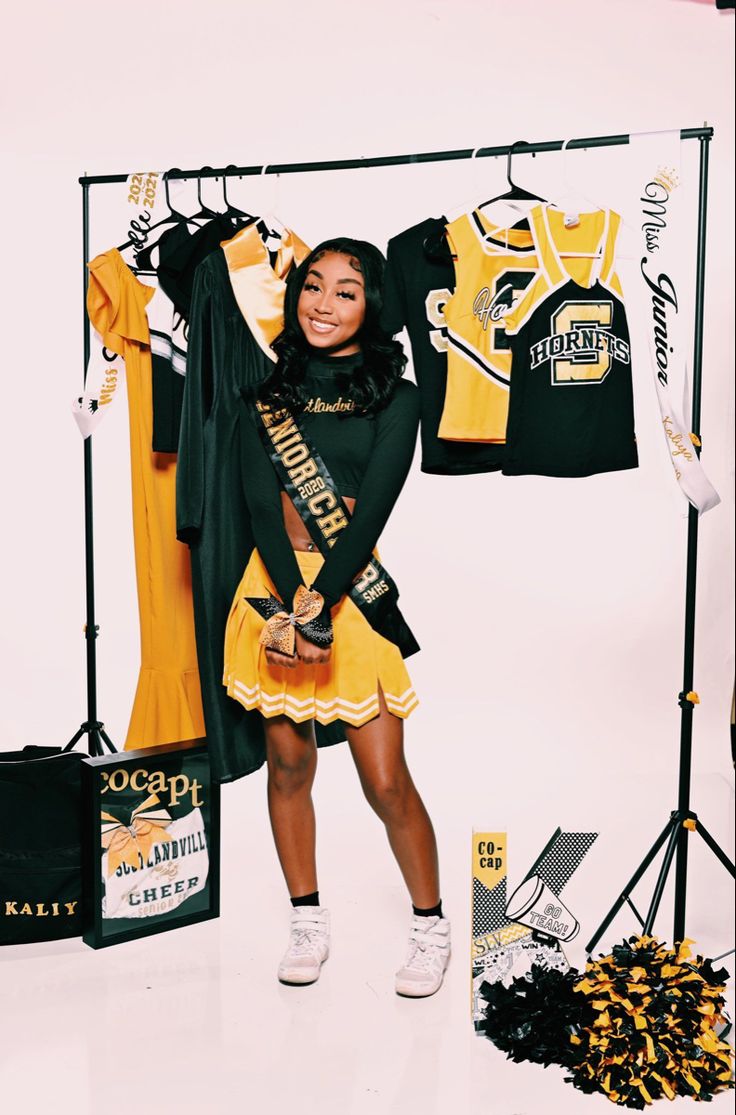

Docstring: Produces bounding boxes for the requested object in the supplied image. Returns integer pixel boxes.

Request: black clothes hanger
[162,168,191,218]
[422,222,453,265]
[478,140,546,207]
[221,166,255,221]
[117,168,197,259]
[184,167,219,220]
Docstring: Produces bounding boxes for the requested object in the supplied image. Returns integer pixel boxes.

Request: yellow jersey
[440,210,537,441]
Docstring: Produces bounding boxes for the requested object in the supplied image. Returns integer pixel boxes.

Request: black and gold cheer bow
[246,585,332,657]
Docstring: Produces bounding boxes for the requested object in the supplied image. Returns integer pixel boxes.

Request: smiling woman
[297,252,366,351]
[222,237,450,998]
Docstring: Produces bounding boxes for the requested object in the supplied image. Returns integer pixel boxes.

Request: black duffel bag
[0,746,84,945]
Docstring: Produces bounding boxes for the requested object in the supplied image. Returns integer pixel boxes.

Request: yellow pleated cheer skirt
[223,549,418,727]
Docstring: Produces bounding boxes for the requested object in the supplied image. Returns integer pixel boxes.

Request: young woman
[223,237,449,996]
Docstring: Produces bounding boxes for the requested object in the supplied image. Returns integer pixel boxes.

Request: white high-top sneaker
[395,914,451,997]
[277,906,330,985]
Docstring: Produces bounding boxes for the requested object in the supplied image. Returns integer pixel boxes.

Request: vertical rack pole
[673,133,711,944]
[66,182,110,755]
[81,182,101,757]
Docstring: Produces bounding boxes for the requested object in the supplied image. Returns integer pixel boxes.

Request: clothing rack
[78,128,712,185]
[70,127,735,950]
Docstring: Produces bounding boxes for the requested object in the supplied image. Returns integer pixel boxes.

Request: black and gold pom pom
[566,936,734,1108]
[479,936,734,1109]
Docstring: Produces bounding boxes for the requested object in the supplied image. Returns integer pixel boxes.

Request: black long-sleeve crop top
[239,352,420,609]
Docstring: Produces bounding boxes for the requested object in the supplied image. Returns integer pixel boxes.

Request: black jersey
[381,218,504,475]
[503,206,638,478]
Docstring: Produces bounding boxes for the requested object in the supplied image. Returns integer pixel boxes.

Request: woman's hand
[295,629,331,665]
[264,646,299,670]
[264,633,331,668]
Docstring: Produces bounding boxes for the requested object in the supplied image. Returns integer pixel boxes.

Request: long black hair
[258,237,407,416]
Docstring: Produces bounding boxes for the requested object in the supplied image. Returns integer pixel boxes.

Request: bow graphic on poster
[101,793,173,877]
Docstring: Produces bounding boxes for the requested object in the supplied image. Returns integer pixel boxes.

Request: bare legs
[265,716,319,897]
[264,688,439,905]
[345,688,440,908]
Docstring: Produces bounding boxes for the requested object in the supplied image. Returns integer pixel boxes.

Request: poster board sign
[471,832,554,1028]
[471,828,598,1029]
[82,739,220,948]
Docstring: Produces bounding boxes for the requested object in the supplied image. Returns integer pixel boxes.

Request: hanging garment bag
[0,747,84,945]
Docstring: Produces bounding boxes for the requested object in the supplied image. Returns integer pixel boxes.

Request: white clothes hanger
[553,138,604,216]
[542,139,607,260]
[258,163,286,238]
[544,138,633,261]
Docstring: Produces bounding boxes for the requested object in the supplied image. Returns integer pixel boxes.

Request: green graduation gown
[177,225,346,782]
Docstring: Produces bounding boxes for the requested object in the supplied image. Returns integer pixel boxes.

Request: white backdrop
[1,2,734,1113]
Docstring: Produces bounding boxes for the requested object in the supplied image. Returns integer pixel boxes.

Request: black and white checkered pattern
[472,875,509,936]
[534,831,598,895]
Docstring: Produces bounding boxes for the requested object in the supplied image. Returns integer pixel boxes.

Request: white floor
[1,742,733,1115]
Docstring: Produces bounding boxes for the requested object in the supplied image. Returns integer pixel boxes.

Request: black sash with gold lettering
[250,399,419,658]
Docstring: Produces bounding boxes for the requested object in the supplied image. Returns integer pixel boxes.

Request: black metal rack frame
[70,127,734,949]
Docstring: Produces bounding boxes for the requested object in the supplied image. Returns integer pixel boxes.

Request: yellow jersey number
[551,301,613,384]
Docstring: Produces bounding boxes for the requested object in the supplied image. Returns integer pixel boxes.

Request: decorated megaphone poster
[505,874,579,942]
[471,828,597,1029]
